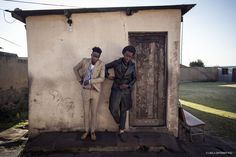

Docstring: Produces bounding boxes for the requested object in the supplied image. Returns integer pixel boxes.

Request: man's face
[123,51,134,64]
[91,51,100,64]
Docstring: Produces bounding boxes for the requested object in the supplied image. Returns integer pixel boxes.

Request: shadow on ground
[17,131,236,157]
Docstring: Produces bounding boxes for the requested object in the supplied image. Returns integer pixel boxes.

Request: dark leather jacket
[105,58,136,111]
[105,58,136,90]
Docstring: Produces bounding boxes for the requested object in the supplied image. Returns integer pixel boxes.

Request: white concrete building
[10,4,195,138]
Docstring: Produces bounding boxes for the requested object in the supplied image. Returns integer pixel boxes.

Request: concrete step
[23,131,181,153]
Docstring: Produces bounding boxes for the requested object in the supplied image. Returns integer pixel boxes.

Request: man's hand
[79,77,84,85]
[107,76,115,80]
[119,84,129,89]
[84,80,90,86]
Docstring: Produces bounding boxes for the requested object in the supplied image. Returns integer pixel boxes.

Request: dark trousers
[109,104,127,130]
[109,88,132,130]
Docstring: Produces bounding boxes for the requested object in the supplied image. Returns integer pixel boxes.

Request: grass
[13,120,28,129]
[0,120,28,132]
[179,82,236,140]
[0,111,28,132]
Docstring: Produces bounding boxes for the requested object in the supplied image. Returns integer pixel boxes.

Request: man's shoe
[118,132,127,142]
[81,132,89,140]
[91,132,96,141]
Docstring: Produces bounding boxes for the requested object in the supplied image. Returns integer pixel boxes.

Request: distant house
[10,4,195,138]
[218,66,236,82]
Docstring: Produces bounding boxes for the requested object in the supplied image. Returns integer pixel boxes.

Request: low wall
[0,52,28,89]
[180,67,218,82]
[0,52,28,120]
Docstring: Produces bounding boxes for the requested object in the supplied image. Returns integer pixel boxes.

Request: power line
[3,11,16,23]
[1,7,16,23]
[2,0,78,8]
[0,36,23,48]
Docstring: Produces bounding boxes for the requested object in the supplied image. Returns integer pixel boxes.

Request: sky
[0,0,235,67]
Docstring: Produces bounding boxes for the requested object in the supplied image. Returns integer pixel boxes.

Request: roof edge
[7,4,196,23]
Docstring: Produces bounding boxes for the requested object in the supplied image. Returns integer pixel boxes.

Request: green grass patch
[179,82,236,140]
[13,120,28,129]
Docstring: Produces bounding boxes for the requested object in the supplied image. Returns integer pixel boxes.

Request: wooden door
[129,32,167,127]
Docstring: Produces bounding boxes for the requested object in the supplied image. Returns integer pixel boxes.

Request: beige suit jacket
[73,58,105,92]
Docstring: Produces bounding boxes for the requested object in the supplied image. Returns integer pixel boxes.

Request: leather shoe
[91,132,96,141]
[118,132,127,142]
[81,132,89,140]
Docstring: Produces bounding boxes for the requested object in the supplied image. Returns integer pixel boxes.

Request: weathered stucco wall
[26,9,181,137]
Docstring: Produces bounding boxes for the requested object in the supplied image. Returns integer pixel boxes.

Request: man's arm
[105,60,117,80]
[90,63,105,84]
[119,71,136,89]
[105,60,116,78]
[73,59,84,84]
[120,64,136,89]
[128,66,136,88]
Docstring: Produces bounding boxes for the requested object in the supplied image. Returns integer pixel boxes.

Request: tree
[189,59,205,67]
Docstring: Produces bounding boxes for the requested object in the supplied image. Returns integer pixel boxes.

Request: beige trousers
[81,88,100,132]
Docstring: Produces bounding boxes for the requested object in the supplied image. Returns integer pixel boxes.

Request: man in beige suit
[74,47,105,141]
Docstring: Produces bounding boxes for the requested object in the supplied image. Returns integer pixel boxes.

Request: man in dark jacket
[105,45,136,142]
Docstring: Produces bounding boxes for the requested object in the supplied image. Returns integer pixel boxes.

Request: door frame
[128,32,168,128]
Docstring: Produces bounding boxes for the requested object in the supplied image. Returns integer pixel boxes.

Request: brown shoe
[91,132,96,141]
[81,132,89,140]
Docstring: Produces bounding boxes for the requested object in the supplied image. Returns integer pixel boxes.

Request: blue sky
[0,0,235,66]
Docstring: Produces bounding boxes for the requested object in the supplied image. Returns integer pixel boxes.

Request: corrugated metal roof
[7,4,195,23]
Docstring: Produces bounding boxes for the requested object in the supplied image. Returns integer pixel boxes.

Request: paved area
[0,128,235,157]
[0,127,28,157]
[0,128,28,142]
[20,131,236,157]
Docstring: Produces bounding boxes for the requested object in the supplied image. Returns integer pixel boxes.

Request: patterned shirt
[83,64,94,88]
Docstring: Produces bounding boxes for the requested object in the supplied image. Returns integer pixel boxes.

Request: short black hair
[122,45,136,55]
[92,47,102,54]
